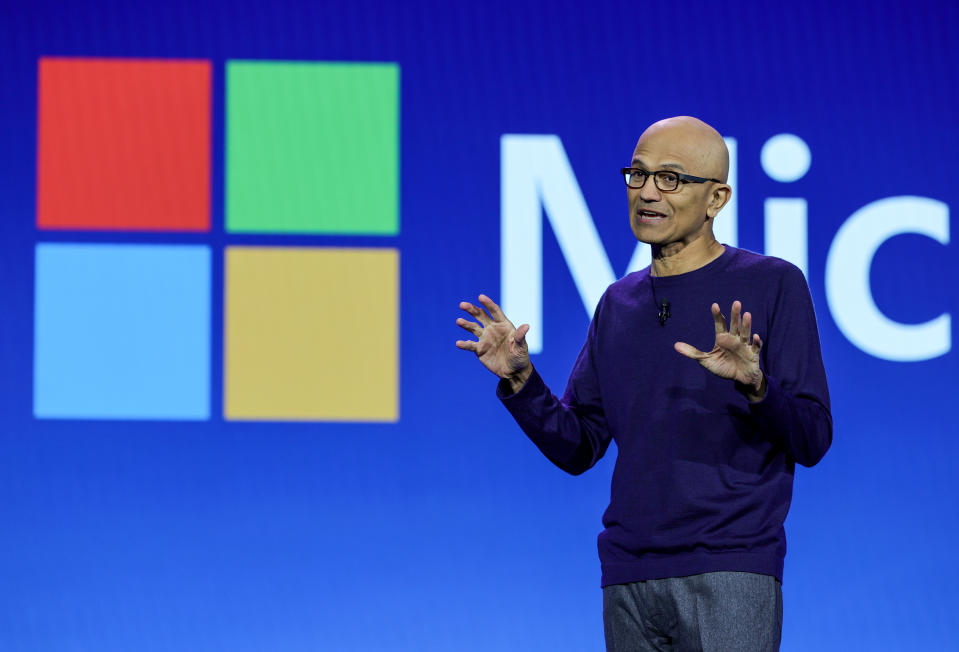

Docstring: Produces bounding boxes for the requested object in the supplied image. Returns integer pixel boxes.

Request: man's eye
[659,172,679,184]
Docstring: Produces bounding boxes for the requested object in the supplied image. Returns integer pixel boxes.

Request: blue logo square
[34,243,211,420]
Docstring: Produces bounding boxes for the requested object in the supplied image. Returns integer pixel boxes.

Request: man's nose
[638,176,662,202]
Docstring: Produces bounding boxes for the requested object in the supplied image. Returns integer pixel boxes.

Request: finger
[512,323,530,347]
[711,303,727,335]
[729,301,742,337]
[456,317,482,336]
[752,333,763,351]
[674,341,708,360]
[459,301,491,327]
[455,339,478,351]
[478,294,507,322]
[741,311,752,343]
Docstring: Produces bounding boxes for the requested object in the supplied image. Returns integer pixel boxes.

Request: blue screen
[1,1,957,650]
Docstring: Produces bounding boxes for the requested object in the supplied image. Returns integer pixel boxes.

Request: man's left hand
[674,301,767,402]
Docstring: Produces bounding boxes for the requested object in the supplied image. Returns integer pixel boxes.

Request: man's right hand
[456,294,532,393]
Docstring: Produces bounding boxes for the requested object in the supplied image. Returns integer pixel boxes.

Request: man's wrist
[504,365,533,395]
[736,372,767,403]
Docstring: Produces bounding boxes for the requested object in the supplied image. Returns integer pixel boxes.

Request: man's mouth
[637,209,667,222]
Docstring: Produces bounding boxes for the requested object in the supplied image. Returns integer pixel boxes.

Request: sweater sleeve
[749,264,833,467]
[496,305,613,476]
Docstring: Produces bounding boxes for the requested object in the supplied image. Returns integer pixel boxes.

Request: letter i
[762,134,811,279]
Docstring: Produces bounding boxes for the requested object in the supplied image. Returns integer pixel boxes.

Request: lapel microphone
[650,275,670,327]
[658,299,671,326]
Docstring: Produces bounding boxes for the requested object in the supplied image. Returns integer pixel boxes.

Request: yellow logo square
[224,246,398,421]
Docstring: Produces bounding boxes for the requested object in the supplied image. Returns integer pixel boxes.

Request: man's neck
[650,236,725,277]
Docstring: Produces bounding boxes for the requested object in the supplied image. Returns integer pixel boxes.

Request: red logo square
[37,57,211,232]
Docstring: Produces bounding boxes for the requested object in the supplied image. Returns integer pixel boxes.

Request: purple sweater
[498,246,832,586]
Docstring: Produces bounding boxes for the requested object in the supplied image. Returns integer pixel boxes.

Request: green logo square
[226,60,399,235]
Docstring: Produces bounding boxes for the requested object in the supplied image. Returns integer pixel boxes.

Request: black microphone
[658,299,671,326]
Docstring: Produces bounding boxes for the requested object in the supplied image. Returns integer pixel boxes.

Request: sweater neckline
[647,245,736,286]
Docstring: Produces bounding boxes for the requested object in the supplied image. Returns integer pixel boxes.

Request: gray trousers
[602,572,782,652]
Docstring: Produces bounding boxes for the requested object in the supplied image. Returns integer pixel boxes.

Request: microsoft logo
[33,57,400,422]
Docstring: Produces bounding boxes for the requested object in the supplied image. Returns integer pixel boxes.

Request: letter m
[501,135,627,354]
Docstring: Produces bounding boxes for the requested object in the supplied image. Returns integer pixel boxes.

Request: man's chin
[630,225,666,245]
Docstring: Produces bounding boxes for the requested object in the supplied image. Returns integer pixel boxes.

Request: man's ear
[706,184,732,218]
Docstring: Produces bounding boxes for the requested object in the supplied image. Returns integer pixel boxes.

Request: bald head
[634,116,729,183]
[627,116,733,252]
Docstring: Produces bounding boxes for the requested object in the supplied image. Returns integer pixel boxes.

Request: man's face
[627,126,723,247]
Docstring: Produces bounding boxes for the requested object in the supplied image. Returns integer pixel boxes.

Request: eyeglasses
[620,167,723,192]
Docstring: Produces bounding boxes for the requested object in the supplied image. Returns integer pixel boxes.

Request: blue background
[1,1,957,649]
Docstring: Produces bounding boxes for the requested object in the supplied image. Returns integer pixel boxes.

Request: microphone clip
[658,300,671,326]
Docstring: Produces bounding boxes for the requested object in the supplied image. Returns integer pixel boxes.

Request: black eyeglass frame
[620,167,723,192]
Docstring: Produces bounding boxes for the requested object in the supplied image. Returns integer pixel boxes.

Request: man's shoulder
[595,246,808,308]
[607,267,651,298]
[724,246,806,285]
[589,268,651,319]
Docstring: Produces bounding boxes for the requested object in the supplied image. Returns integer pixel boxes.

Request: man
[455,116,831,651]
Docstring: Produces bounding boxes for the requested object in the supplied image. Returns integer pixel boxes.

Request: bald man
[456,117,832,651]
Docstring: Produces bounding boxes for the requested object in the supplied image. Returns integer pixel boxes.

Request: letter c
[826,195,950,361]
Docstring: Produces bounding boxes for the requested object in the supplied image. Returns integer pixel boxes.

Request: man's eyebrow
[630,158,687,172]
